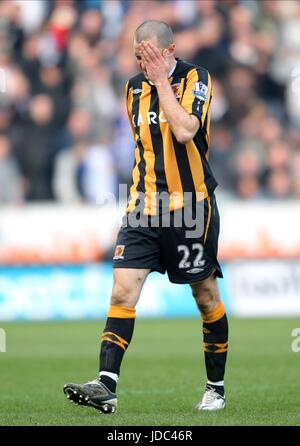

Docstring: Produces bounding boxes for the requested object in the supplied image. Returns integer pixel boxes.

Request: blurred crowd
[0,0,300,204]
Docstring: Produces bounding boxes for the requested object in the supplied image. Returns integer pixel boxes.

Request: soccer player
[64,20,228,413]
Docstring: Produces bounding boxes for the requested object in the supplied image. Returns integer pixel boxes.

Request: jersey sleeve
[180,68,212,128]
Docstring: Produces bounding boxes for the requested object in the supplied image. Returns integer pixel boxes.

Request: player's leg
[64,218,162,413]
[190,273,228,410]
[161,194,227,409]
[64,267,149,413]
[98,267,149,393]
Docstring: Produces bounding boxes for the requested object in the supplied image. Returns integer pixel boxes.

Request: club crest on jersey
[171,83,181,99]
[113,245,125,260]
[193,81,208,101]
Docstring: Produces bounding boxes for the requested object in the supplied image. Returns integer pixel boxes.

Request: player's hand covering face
[138,40,169,85]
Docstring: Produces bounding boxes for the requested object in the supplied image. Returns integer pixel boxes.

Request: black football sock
[99,305,136,393]
[202,301,228,396]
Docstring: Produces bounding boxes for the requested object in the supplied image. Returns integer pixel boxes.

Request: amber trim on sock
[107,305,136,319]
[202,301,225,324]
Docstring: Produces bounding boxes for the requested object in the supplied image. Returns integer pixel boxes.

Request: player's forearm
[156,78,199,143]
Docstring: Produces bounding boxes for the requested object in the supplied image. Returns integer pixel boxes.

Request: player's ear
[168,43,176,56]
[162,46,174,58]
[162,43,175,60]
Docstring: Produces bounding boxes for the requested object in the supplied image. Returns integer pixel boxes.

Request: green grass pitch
[0,318,300,426]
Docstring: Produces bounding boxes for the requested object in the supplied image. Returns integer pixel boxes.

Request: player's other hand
[138,41,169,85]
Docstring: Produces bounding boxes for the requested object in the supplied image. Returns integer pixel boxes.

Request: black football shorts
[112,194,223,284]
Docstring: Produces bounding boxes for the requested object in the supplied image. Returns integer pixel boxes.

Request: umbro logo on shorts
[186,268,204,274]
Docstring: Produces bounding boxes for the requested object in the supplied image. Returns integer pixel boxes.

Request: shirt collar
[168,60,177,78]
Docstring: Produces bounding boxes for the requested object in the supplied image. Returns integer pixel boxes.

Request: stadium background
[0,0,300,427]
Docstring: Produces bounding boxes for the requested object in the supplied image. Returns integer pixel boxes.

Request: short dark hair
[134,20,173,48]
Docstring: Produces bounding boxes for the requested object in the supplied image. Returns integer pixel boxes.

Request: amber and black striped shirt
[125,57,217,216]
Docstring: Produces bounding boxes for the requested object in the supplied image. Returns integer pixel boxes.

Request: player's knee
[191,283,215,300]
[191,280,220,314]
[111,283,132,306]
[194,293,217,314]
[111,282,137,307]
[197,297,217,315]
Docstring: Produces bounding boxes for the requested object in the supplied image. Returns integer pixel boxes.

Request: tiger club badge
[113,245,125,260]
